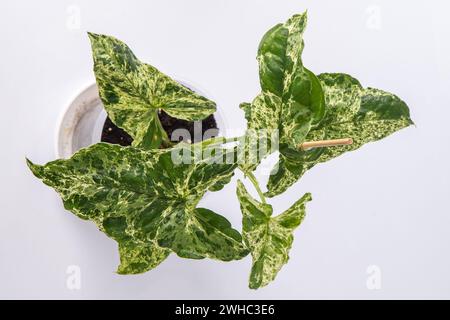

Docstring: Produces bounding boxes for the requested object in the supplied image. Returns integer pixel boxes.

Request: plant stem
[200,135,349,204]
[245,171,267,204]
[200,136,267,203]
[200,136,242,147]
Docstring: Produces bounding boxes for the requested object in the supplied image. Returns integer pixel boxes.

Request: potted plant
[27,11,412,289]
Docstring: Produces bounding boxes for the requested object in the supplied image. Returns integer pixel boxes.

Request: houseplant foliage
[27,11,412,289]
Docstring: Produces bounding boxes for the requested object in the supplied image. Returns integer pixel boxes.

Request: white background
[1,0,449,299]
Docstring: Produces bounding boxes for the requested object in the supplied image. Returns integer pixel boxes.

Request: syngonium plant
[27,12,413,289]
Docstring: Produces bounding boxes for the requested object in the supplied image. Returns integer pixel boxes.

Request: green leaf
[88,33,216,149]
[27,143,248,270]
[100,214,170,274]
[236,180,311,289]
[242,11,325,157]
[266,73,413,197]
[117,240,170,275]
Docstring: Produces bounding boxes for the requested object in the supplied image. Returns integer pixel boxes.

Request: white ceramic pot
[55,81,226,158]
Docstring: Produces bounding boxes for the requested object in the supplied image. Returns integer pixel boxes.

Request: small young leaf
[27,143,247,266]
[266,73,413,197]
[236,180,312,289]
[88,33,216,149]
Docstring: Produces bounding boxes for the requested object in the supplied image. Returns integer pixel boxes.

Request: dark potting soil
[101,110,218,147]
[101,117,134,146]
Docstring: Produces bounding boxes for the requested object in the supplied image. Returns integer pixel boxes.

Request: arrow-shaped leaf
[236,180,311,289]
[27,143,247,274]
[88,33,216,149]
[266,73,413,197]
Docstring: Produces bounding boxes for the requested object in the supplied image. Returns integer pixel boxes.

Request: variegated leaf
[242,11,325,158]
[117,240,170,275]
[27,143,248,274]
[88,33,216,149]
[266,73,413,197]
[236,180,312,289]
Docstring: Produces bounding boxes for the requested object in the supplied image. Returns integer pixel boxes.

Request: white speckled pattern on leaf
[27,143,248,274]
[88,33,216,149]
[236,180,311,289]
[266,73,413,197]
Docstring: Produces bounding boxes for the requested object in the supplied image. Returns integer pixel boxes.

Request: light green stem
[201,137,267,203]
[201,136,266,203]
[200,135,243,148]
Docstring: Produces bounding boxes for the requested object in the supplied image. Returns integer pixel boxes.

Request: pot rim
[55,79,228,159]
[54,82,100,158]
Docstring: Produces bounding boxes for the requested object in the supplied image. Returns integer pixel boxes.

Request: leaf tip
[303,192,313,203]
[115,266,128,275]
[249,283,260,290]
[25,157,42,177]
[25,157,33,167]
[239,102,250,110]
[87,31,96,42]
[248,276,267,290]
[236,179,248,198]
[288,10,308,27]
[87,31,100,40]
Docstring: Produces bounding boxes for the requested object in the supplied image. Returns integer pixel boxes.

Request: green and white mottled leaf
[266,73,413,197]
[88,33,216,149]
[241,12,325,159]
[116,240,170,275]
[98,213,170,274]
[236,180,311,289]
[27,143,248,273]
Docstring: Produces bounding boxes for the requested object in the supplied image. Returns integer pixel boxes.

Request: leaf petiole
[244,171,267,204]
[200,135,243,148]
